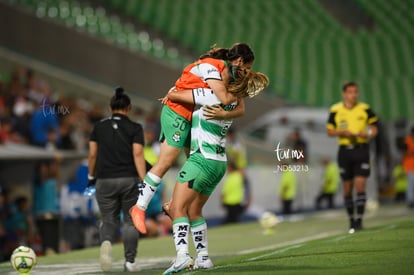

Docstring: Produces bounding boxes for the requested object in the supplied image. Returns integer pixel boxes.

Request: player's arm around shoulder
[166,88,194,104]
[204,98,245,120]
[206,69,237,105]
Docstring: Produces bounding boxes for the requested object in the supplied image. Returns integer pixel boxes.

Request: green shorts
[177,152,227,196]
[159,105,191,148]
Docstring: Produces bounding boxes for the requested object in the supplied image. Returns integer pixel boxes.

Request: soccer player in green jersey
[162,68,269,274]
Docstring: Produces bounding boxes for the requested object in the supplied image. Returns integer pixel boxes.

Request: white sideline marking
[11,257,173,275]
[188,231,342,274]
[369,224,397,233]
[331,235,350,242]
[238,230,341,255]
[247,244,303,261]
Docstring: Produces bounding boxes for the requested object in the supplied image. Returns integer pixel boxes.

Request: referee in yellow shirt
[326,82,378,233]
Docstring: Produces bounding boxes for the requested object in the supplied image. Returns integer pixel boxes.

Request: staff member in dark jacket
[326,82,378,234]
[88,87,146,272]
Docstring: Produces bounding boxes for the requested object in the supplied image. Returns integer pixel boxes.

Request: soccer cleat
[194,256,213,269]
[354,219,363,231]
[163,255,194,275]
[130,205,147,234]
[124,261,140,272]
[162,200,172,219]
[348,219,355,234]
[100,241,112,272]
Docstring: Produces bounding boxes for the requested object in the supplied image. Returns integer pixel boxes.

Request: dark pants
[316,193,335,209]
[35,213,61,254]
[223,204,245,224]
[95,177,139,263]
[282,200,293,215]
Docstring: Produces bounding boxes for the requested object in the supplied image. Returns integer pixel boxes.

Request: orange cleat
[129,205,147,234]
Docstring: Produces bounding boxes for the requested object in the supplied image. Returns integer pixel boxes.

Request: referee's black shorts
[337,144,370,180]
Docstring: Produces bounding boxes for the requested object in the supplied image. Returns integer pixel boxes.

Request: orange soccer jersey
[167,58,227,121]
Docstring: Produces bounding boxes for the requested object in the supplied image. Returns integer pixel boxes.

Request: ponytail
[227,68,269,98]
[110,86,131,111]
[199,44,230,60]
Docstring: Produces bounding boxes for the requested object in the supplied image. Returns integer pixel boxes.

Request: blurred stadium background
[0,0,413,261]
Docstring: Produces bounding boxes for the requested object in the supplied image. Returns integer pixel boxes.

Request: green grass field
[1,204,413,274]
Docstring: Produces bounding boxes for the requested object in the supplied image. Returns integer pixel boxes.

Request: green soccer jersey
[191,89,237,161]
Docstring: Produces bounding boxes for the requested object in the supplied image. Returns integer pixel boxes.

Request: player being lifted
[130,43,256,234]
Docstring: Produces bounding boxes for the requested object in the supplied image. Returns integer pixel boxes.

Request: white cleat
[100,240,112,271]
[194,256,214,269]
[348,228,355,234]
[124,260,140,272]
[163,255,194,275]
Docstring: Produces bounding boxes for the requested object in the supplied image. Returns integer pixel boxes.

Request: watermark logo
[274,142,309,173]
[41,97,70,117]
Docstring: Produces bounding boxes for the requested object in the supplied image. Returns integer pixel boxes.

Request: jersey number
[172,117,187,131]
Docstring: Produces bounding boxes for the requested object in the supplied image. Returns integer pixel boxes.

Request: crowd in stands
[0,66,102,149]
[0,65,164,262]
[0,64,165,152]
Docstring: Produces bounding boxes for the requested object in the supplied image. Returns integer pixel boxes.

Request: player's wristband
[88,175,95,180]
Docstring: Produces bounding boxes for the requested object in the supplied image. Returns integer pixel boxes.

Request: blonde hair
[227,68,269,98]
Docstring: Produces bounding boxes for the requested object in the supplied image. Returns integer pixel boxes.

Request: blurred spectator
[0,117,10,143]
[0,117,28,144]
[25,69,44,104]
[58,122,76,150]
[221,161,245,224]
[30,97,60,147]
[45,127,59,151]
[5,196,35,247]
[226,128,247,170]
[0,188,37,262]
[131,106,146,126]
[5,68,25,106]
[392,162,407,202]
[0,187,14,262]
[278,163,297,215]
[0,75,6,117]
[1,65,127,152]
[402,126,414,208]
[286,128,308,164]
[10,94,33,144]
[226,128,252,212]
[144,106,161,137]
[143,123,161,162]
[60,159,99,251]
[315,158,340,209]
[33,159,61,254]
